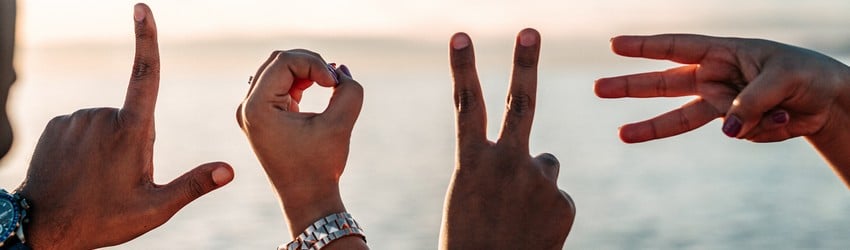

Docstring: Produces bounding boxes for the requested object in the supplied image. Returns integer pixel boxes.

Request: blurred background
[2,0,850,249]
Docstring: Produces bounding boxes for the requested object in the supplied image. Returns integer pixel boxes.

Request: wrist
[275,184,347,238]
[807,72,850,185]
[16,189,69,250]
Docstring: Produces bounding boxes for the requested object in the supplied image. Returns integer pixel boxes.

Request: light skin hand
[440,29,576,250]
[14,4,234,249]
[237,51,367,249]
[595,34,850,185]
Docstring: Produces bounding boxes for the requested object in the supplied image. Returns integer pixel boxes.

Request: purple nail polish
[327,63,339,84]
[771,111,789,124]
[339,64,352,78]
[722,116,742,137]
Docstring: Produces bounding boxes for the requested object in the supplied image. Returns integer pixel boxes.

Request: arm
[595,34,850,186]
[440,28,576,249]
[236,51,367,249]
[0,0,13,85]
[0,0,16,158]
[16,4,233,248]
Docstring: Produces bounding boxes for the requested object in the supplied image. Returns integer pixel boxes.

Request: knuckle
[241,99,269,126]
[235,104,245,128]
[90,107,119,118]
[536,153,560,168]
[560,190,577,215]
[675,109,693,131]
[347,80,365,96]
[455,89,479,114]
[132,60,160,81]
[734,92,759,112]
[184,178,208,201]
[47,114,71,127]
[279,51,312,68]
[134,25,152,40]
[287,49,321,58]
[513,54,538,69]
[508,93,533,117]
[70,108,92,117]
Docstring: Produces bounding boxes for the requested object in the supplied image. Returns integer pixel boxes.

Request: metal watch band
[281,212,366,250]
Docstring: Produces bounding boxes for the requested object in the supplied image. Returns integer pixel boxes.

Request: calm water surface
[1,35,849,249]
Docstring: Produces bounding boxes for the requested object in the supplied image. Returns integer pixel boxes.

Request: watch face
[0,197,16,240]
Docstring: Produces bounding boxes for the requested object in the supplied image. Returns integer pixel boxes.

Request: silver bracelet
[281,212,366,250]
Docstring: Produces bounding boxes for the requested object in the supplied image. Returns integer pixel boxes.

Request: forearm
[1,0,15,85]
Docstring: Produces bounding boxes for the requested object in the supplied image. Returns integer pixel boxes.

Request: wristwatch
[283,212,366,250]
[0,189,29,249]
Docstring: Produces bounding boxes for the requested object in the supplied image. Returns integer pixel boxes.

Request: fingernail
[134,4,145,22]
[771,110,789,124]
[339,64,352,78]
[519,30,537,47]
[452,35,470,50]
[722,115,742,137]
[327,63,339,84]
[211,167,233,186]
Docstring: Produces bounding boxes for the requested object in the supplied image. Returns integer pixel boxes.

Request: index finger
[450,32,487,145]
[611,34,732,64]
[121,3,160,125]
[248,50,336,110]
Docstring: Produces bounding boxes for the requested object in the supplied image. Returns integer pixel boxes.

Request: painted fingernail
[327,63,339,84]
[722,115,742,137]
[134,4,146,22]
[771,110,789,124]
[519,30,537,47]
[339,64,352,78]
[452,35,470,50]
[211,167,233,186]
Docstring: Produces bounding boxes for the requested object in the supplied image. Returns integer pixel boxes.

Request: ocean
[3,19,850,250]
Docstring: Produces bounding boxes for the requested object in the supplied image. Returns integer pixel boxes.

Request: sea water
[1,35,849,249]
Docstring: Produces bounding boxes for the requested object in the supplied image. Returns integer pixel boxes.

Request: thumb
[722,72,793,138]
[322,65,364,126]
[159,162,234,212]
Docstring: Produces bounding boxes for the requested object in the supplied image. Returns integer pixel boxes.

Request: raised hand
[237,51,367,249]
[440,29,576,249]
[15,4,234,249]
[595,34,850,184]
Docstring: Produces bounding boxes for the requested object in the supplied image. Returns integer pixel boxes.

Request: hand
[440,29,576,249]
[237,51,367,248]
[595,34,850,184]
[15,4,234,249]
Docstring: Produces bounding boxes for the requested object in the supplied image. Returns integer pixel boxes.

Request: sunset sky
[18,0,850,47]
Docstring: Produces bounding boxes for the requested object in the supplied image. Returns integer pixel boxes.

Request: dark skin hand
[15,4,234,249]
[440,28,576,250]
[595,34,850,186]
[237,51,367,249]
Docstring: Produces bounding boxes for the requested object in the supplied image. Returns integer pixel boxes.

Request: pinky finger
[619,98,720,143]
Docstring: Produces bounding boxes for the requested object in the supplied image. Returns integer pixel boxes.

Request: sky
[17,0,850,48]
